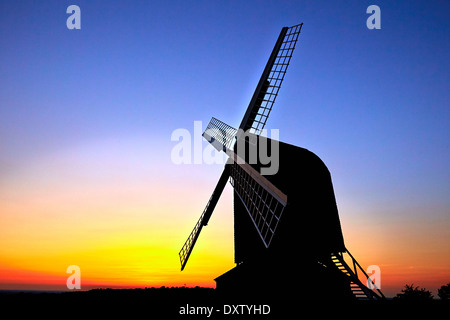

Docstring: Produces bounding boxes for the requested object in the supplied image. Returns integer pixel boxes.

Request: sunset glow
[1,1,449,299]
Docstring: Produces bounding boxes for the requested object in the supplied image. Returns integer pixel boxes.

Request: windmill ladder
[330,251,385,301]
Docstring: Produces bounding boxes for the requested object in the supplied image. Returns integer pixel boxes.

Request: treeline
[393,283,449,301]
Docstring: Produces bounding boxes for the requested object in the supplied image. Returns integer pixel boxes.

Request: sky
[0,0,449,298]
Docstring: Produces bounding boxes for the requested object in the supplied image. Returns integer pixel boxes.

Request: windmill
[178,23,385,300]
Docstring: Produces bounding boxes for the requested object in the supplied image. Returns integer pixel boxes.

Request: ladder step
[352,290,366,293]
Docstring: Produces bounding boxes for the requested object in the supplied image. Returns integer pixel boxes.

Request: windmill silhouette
[179,23,385,301]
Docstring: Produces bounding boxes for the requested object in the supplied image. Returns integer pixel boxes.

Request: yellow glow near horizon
[1,138,449,297]
[0,137,235,290]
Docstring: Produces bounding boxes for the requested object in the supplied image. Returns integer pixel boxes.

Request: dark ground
[1,287,447,317]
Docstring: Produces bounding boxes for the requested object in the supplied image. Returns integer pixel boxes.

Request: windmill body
[179,23,385,301]
[232,136,345,263]
[217,136,350,299]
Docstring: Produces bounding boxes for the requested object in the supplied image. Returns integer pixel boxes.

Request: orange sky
[0,137,449,298]
[0,138,235,291]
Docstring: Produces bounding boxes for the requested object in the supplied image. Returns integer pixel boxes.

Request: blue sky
[2,0,448,210]
[0,0,449,294]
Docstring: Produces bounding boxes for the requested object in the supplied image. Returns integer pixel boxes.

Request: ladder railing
[331,251,385,300]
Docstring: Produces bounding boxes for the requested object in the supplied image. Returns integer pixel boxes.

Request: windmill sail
[239,23,302,135]
[202,117,237,152]
[179,167,230,271]
[229,155,287,248]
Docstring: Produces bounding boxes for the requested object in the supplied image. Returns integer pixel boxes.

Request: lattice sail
[179,167,230,270]
[203,117,237,151]
[229,157,287,247]
[179,209,205,271]
[244,23,303,136]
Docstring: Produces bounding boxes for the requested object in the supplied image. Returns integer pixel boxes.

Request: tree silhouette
[438,283,450,300]
[393,284,433,301]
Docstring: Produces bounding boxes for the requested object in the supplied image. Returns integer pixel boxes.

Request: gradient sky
[0,1,449,297]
